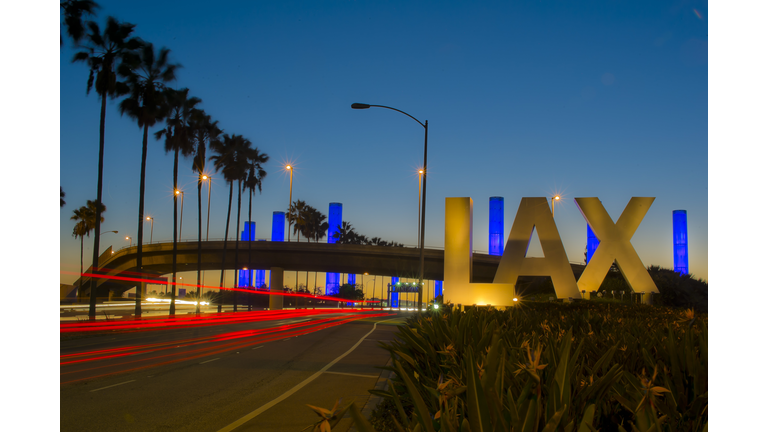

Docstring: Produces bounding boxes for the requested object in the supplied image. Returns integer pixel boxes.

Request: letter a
[574,197,658,299]
[493,197,581,300]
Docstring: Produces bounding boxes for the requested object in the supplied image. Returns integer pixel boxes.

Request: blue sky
[57,0,708,287]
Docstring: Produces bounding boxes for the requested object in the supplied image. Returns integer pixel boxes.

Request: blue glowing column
[267,211,285,289]
[238,221,256,287]
[586,225,600,264]
[673,210,689,274]
[489,197,504,256]
[326,203,342,295]
[390,276,399,308]
[435,280,443,298]
[347,274,356,285]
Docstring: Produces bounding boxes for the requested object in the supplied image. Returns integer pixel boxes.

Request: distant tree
[288,200,309,242]
[71,200,105,301]
[60,187,66,207]
[60,0,99,46]
[72,16,140,319]
[190,111,222,310]
[244,148,269,290]
[210,133,251,312]
[155,87,200,316]
[119,42,179,317]
[337,283,365,300]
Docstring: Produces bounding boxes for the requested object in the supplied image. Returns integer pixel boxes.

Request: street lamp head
[351,103,371,109]
[175,190,181,195]
[202,175,208,180]
[286,165,292,170]
[554,195,561,201]
[146,216,152,220]
[125,236,130,240]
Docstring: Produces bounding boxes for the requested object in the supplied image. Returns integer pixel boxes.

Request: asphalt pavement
[60,311,407,432]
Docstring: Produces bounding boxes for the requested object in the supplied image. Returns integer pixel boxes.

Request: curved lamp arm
[351,103,426,129]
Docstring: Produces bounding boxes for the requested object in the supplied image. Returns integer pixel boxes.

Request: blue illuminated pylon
[272,211,285,242]
[673,210,688,274]
[266,211,286,289]
[326,203,343,295]
[586,225,600,264]
[390,276,399,308]
[489,197,504,256]
[238,221,256,287]
[347,274,356,285]
[434,280,443,298]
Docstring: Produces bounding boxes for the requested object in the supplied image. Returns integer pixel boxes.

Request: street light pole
[418,169,423,249]
[203,176,212,241]
[125,236,132,247]
[551,195,560,217]
[352,103,428,311]
[286,165,293,242]
[176,190,185,241]
[146,216,154,243]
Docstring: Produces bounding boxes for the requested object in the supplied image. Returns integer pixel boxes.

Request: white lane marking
[274,319,311,326]
[89,380,136,392]
[200,358,221,364]
[252,346,263,350]
[216,316,401,432]
[323,371,379,379]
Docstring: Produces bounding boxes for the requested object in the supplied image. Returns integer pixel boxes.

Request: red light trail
[61,311,394,385]
[61,270,380,303]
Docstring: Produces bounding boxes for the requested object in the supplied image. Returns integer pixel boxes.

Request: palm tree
[71,200,105,302]
[210,133,249,312]
[289,200,309,242]
[60,0,99,47]
[190,111,221,310]
[60,187,66,208]
[243,148,269,305]
[155,88,199,315]
[73,17,140,319]
[301,206,327,300]
[119,42,180,317]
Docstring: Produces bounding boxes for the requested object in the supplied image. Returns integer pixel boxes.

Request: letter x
[574,197,659,295]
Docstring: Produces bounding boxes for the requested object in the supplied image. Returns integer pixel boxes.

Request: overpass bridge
[75,240,586,299]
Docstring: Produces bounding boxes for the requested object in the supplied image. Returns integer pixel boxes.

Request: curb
[346,357,395,432]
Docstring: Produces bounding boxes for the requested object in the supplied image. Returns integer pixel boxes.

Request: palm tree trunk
[218,181,233,313]
[196,178,202,314]
[233,179,242,312]
[80,235,84,302]
[134,123,149,317]
[170,148,179,316]
[88,92,107,319]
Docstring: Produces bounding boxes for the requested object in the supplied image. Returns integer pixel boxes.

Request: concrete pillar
[269,267,284,310]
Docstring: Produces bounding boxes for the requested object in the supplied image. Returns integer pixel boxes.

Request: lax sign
[444,197,658,305]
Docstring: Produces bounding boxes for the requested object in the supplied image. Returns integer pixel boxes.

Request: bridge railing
[109,239,587,266]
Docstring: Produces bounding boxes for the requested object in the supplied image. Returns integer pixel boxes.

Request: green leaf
[520,399,537,432]
[541,404,567,432]
[388,379,409,427]
[348,402,376,432]
[394,360,435,432]
[465,348,492,432]
[577,404,595,432]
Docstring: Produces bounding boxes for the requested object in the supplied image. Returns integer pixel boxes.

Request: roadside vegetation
[308,301,707,432]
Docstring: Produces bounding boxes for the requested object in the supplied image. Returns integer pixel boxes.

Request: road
[60,310,406,432]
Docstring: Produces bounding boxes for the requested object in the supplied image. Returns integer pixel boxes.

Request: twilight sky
[58,0,709,287]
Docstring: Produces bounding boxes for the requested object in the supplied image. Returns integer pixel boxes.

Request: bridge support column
[269,267,284,310]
